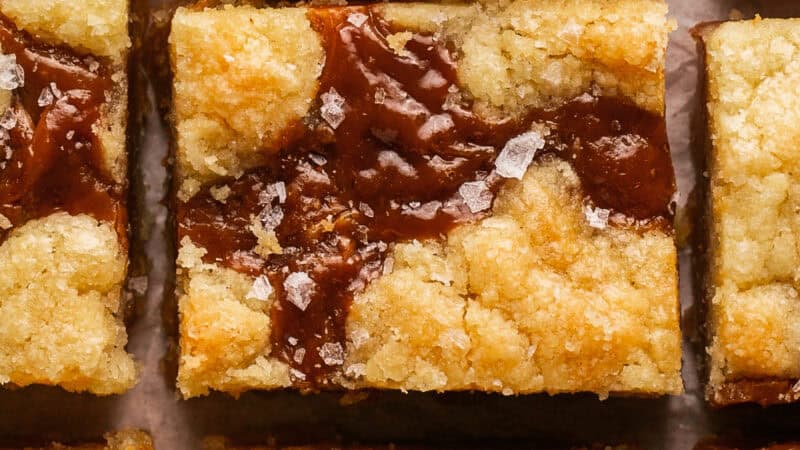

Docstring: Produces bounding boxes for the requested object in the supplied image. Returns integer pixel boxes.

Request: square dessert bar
[696,18,800,406]
[0,0,136,394]
[171,0,681,398]
[203,437,636,450]
[4,431,153,450]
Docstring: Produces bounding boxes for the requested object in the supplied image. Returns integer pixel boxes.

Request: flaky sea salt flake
[374,88,386,104]
[246,275,273,301]
[345,363,367,378]
[0,110,16,131]
[382,256,394,275]
[269,181,287,203]
[309,153,327,166]
[49,82,63,99]
[0,213,12,230]
[284,272,315,311]
[320,87,346,129]
[458,180,492,213]
[0,54,23,90]
[37,86,55,107]
[584,205,610,230]
[259,204,284,230]
[293,347,306,364]
[495,131,545,179]
[319,342,345,366]
[347,12,368,27]
[358,202,374,218]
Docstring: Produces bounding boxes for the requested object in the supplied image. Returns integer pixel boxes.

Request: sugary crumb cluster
[0,214,136,394]
[173,0,680,398]
[170,7,324,201]
[0,2,135,394]
[702,18,800,393]
[0,0,130,61]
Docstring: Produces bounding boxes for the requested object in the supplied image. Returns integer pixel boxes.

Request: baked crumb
[0,214,136,394]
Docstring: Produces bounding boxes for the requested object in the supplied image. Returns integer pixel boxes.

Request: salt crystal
[37,86,55,107]
[85,56,100,73]
[349,328,370,348]
[246,275,273,301]
[0,213,12,230]
[358,202,374,218]
[575,92,595,104]
[347,12,368,27]
[288,336,298,345]
[66,130,75,140]
[374,88,386,104]
[289,368,306,381]
[584,205,610,229]
[320,87,346,129]
[318,342,345,366]
[49,82,62,99]
[270,181,286,203]
[0,54,24,90]
[418,113,454,140]
[458,180,492,213]
[382,256,394,275]
[502,387,514,396]
[293,347,306,364]
[284,272,315,311]
[526,344,538,358]
[495,131,545,179]
[0,110,16,131]
[345,363,367,378]
[258,204,284,230]
[308,153,327,166]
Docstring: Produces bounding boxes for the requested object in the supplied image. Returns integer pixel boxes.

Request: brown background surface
[2,1,800,449]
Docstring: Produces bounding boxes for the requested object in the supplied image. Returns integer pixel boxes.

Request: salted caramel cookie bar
[695,18,800,406]
[0,0,136,394]
[171,0,681,398]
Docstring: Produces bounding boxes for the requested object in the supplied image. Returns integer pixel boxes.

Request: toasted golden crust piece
[173,0,680,398]
[700,18,800,404]
[0,0,130,61]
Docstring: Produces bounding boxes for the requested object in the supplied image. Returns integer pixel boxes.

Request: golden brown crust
[701,18,800,403]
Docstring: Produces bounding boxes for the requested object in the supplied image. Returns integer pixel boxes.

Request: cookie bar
[695,18,800,406]
[0,0,136,394]
[3,430,152,450]
[171,0,680,398]
[202,438,638,450]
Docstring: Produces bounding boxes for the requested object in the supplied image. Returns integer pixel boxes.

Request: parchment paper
[3,1,800,449]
